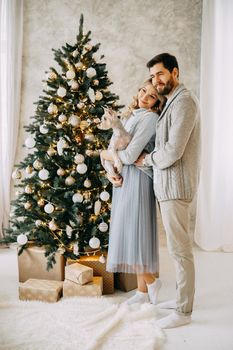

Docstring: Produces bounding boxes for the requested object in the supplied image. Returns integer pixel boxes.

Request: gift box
[18,246,65,282]
[114,273,137,292]
[67,256,114,295]
[65,263,93,285]
[19,278,63,302]
[63,276,103,297]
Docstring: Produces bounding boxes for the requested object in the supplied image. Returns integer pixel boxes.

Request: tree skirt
[0,297,165,350]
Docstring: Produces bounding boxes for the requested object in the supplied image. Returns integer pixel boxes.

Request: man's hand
[134,152,148,167]
[106,173,123,187]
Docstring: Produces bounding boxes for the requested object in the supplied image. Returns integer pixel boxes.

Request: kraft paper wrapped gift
[67,256,114,295]
[65,263,93,285]
[18,246,65,282]
[19,279,63,302]
[114,273,138,292]
[63,276,103,297]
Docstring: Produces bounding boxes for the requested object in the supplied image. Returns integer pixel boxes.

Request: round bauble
[17,234,28,245]
[33,160,43,170]
[12,169,22,180]
[98,221,108,232]
[100,190,110,201]
[99,254,106,263]
[75,62,84,70]
[25,165,33,174]
[38,168,49,180]
[89,237,100,249]
[44,203,54,214]
[25,137,36,149]
[86,67,96,79]
[65,176,75,186]
[84,178,91,188]
[95,91,103,101]
[72,193,83,203]
[47,147,56,157]
[80,120,89,129]
[48,103,58,114]
[57,86,67,97]
[37,198,45,207]
[57,168,65,176]
[66,70,75,80]
[35,219,43,227]
[47,71,57,80]
[39,124,49,134]
[71,81,79,90]
[58,114,67,123]
[68,115,81,127]
[49,219,58,231]
[25,184,33,194]
[84,133,95,142]
[74,153,85,164]
[24,202,32,210]
[76,163,87,174]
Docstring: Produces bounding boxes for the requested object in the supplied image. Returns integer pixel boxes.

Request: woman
[101,79,164,305]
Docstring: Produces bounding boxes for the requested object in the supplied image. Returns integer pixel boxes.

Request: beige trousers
[159,199,195,316]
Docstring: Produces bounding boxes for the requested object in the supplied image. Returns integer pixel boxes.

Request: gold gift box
[63,277,103,297]
[19,279,63,302]
[18,246,65,282]
[67,256,114,295]
[65,263,93,285]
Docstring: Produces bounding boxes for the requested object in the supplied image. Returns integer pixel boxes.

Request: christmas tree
[3,15,121,268]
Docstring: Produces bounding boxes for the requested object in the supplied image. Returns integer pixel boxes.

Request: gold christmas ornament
[49,219,58,231]
[47,103,58,114]
[66,69,75,80]
[77,102,85,109]
[12,169,22,180]
[93,79,99,86]
[65,176,75,186]
[84,178,91,188]
[58,114,67,123]
[33,159,43,170]
[35,219,43,227]
[68,115,81,127]
[80,120,89,129]
[24,201,32,210]
[74,153,85,164]
[72,49,79,57]
[57,168,66,176]
[75,62,84,70]
[47,147,56,157]
[25,184,34,194]
[37,198,45,207]
[84,133,95,142]
[47,71,57,80]
[71,81,79,90]
[25,165,33,174]
[95,91,103,101]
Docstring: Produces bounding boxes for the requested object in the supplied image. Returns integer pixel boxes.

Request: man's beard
[156,76,174,96]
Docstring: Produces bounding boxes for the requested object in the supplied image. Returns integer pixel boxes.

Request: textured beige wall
[17,0,202,161]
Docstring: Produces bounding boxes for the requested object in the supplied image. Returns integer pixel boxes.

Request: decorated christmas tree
[3,15,121,268]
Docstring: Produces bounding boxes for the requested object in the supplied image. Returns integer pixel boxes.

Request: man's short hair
[147,53,179,73]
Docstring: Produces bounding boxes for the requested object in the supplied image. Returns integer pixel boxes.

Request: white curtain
[195,0,233,251]
[0,0,23,238]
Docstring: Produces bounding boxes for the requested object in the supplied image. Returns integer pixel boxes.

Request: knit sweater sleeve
[144,96,198,169]
[117,112,157,165]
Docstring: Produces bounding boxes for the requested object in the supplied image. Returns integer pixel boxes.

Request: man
[136,53,201,328]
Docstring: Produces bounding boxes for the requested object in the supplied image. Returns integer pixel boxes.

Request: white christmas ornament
[44,203,54,214]
[88,88,95,103]
[75,62,84,70]
[33,160,43,170]
[39,124,49,134]
[84,179,91,188]
[17,234,28,245]
[57,168,65,176]
[86,67,96,78]
[48,103,58,114]
[35,220,43,227]
[77,102,85,109]
[98,222,108,232]
[72,193,83,203]
[71,81,79,90]
[57,137,68,156]
[94,200,101,215]
[85,133,95,142]
[65,176,75,186]
[95,91,103,101]
[12,169,22,180]
[68,115,81,127]
[66,225,72,238]
[57,86,67,97]
[74,154,85,164]
[49,220,58,231]
[99,254,106,263]
[58,114,67,123]
[89,237,100,249]
[66,70,75,79]
[25,137,36,149]
[100,190,110,201]
[39,168,49,180]
[76,163,87,174]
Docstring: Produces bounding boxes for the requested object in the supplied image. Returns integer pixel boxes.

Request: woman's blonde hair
[122,79,166,119]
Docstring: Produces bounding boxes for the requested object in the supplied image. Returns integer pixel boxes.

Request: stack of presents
[18,246,138,302]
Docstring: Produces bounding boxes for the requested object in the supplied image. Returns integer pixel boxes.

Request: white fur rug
[0,296,165,350]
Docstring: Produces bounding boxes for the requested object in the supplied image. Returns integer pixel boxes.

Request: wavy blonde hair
[121,79,166,119]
